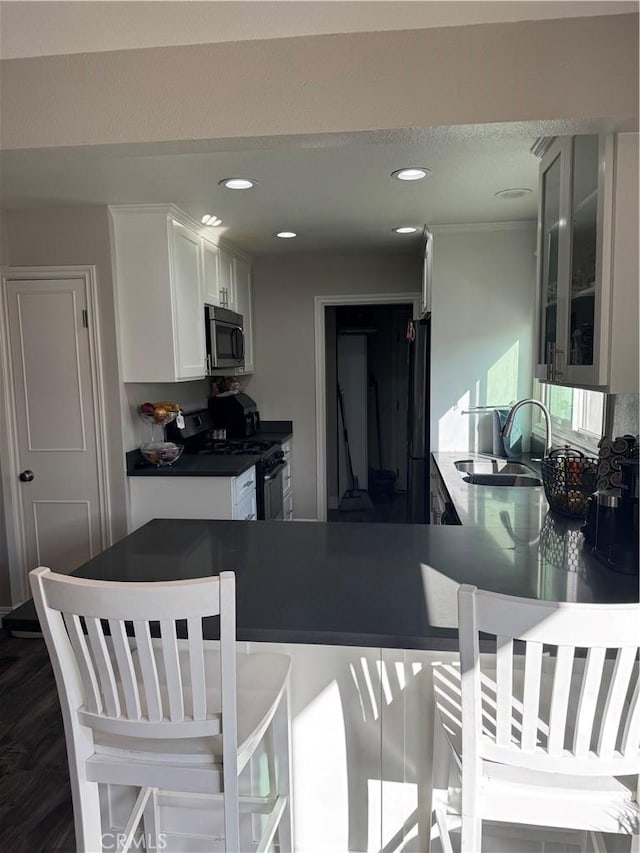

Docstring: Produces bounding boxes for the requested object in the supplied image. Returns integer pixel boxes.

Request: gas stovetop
[196,438,278,456]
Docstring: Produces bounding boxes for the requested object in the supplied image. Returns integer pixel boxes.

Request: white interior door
[5,275,105,589]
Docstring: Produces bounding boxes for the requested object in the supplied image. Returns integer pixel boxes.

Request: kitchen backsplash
[123,380,210,450]
[610,393,639,437]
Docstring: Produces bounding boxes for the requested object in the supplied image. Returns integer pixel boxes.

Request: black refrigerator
[407,315,431,523]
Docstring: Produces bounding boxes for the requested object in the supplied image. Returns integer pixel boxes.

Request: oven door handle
[263,461,287,481]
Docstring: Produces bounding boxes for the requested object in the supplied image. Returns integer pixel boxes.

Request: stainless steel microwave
[205,304,245,371]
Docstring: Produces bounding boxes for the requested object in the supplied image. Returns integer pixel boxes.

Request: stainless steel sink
[462,473,542,487]
[455,459,532,475]
[454,458,542,487]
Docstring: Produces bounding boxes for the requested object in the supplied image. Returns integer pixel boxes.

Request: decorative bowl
[139,441,184,467]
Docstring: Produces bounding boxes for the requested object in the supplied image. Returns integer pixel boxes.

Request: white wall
[246,251,421,519]
[1,14,637,151]
[430,224,537,453]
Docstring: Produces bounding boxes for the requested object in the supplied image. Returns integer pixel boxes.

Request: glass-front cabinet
[535,134,614,388]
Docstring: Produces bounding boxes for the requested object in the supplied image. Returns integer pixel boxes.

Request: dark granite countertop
[126,421,293,477]
[5,516,637,649]
[126,449,261,477]
[432,450,640,594]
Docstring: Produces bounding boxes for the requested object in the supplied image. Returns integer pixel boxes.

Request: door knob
[19,470,35,482]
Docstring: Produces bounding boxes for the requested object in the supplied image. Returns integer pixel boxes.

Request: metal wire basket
[540,448,598,518]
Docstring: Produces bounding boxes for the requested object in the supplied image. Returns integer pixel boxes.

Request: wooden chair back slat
[598,646,637,756]
[85,617,121,719]
[547,645,575,756]
[133,620,163,723]
[160,619,185,722]
[495,636,513,747]
[108,619,142,720]
[621,678,640,755]
[41,573,224,621]
[472,589,639,648]
[573,647,607,757]
[187,616,207,722]
[520,641,544,751]
[63,612,103,715]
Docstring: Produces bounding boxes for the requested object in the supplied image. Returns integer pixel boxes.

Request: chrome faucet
[501,399,552,457]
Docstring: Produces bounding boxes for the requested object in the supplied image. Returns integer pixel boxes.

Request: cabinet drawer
[233,465,256,505]
[233,490,257,521]
[281,440,292,496]
[282,464,292,496]
[283,490,293,521]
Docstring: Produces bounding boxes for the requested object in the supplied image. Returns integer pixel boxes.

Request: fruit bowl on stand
[138,402,184,466]
[139,441,184,468]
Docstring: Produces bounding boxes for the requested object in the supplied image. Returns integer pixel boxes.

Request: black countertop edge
[2,601,460,651]
[126,449,261,477]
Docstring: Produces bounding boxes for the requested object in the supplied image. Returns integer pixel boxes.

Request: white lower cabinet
[281,439,293,520]
[128,467,257,531]
[234,490,257,521]
[101,642,459,852]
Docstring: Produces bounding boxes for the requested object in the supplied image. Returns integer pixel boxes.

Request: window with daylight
[534,381,606,451]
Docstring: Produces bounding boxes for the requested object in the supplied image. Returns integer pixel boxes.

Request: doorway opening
[324,302,414,523]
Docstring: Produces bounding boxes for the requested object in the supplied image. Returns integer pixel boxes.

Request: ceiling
[1,129,542,254]
[1,1,636,60]
[2,1,634,255]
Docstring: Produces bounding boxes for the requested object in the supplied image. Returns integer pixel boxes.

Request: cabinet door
[535,138,571,382]
[170,220,206,379]
[201,237,221,306]
[218,247,235,310]
[563,135,613,387]
[233,490,257,521]
[232,257,254,373]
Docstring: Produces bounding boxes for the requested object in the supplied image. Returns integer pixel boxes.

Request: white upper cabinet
[111,205,206,383]
[201,236,221,307]
[535,133,638,392]
[218,247,235,310]
[232,257,254,373]
[111,204,256,382]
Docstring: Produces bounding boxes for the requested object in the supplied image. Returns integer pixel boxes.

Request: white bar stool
[30,568,293,853]
[430,585,640,853]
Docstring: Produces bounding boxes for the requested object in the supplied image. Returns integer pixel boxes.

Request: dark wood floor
[0,630,75,852]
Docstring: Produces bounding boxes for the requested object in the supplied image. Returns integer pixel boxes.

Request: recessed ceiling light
[275,231,297,239]
[392,226,418,234]
[201,214,222,226]
[495,187,533,199]
[391,167,431,182]
[220,178,256,190]
[201,214,213,224]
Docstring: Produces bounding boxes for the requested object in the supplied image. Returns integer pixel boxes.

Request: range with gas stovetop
[166,407,287,520]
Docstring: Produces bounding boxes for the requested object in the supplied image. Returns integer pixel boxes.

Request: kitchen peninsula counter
[5,515,636,648]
